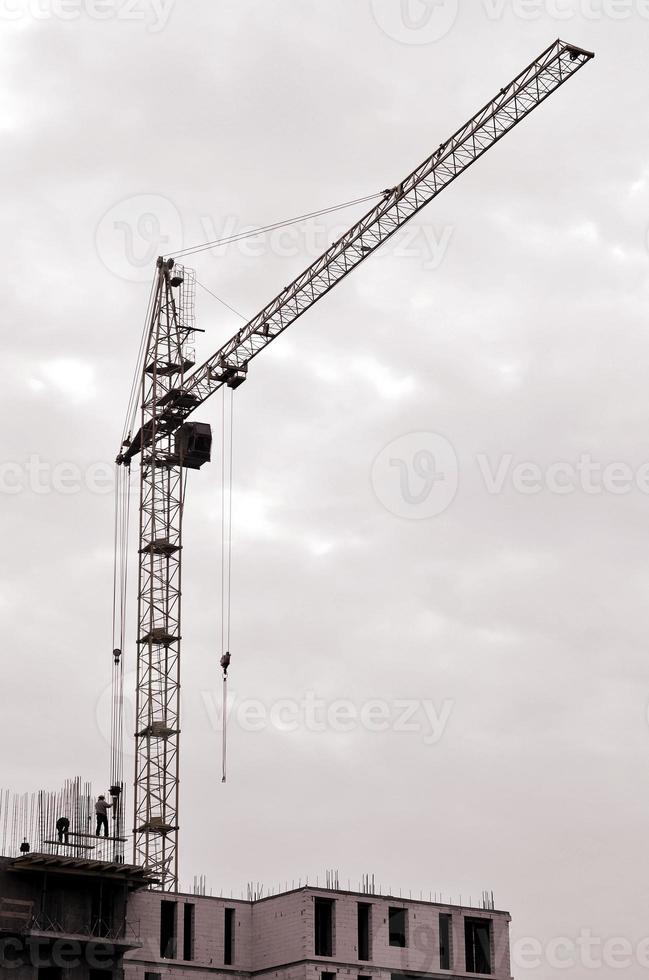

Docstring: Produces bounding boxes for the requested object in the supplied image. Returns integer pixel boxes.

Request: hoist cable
[116,465,131,791]
[110,461,132,819]
[111,465,120,651]
[121,466,132,651]
[221,672,228,784]
[121,275,156,446]
[219,388,235,783]
[227,389,234,652]
[110,463,127,785]
[220,388,226,659]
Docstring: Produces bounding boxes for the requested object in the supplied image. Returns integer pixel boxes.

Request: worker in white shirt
[95,795,112,837]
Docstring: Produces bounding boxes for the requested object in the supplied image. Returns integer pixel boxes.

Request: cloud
[36,358,97,403]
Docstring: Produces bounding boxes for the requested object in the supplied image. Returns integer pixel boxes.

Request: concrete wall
[0,858,130,979]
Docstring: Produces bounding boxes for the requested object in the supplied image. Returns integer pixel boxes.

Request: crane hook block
[220,651,231,674]
[113,648,122,665]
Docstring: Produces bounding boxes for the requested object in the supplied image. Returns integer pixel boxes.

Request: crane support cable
[119,39,594,469]
[195,276,248,322]
[173,192,383,260]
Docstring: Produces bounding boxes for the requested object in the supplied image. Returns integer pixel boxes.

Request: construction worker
[95,795,112,837]
[56,816,70,844]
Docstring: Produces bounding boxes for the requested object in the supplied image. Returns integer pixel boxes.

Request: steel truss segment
[139,40,591,427]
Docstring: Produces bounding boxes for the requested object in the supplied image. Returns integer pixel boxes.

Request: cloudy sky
[2,1,649,976]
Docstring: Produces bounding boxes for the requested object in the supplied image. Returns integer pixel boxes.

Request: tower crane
[114,39,593,890]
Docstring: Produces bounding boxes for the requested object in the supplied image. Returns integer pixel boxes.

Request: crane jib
[118,38,593,468]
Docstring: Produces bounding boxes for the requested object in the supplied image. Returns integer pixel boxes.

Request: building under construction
[0,782,508,977]
[0,845,510,979]
[0,37,594,980]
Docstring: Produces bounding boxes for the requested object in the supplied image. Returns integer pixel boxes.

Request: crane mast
[118,38,593,890]
[130,263,198,887]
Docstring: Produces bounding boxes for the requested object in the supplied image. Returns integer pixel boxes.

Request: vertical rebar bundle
[0,778,130,863]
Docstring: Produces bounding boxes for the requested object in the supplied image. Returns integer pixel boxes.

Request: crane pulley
[115,38,593,890]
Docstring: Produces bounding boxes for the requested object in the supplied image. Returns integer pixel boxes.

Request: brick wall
[124,886,512,980]
[127,889,252,973]
[251,889,308,971]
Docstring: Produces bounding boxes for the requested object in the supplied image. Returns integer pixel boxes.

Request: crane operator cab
[174,421,212,470]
